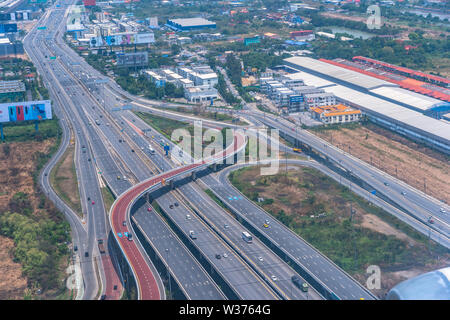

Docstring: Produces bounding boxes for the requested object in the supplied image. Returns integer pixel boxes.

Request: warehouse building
[283,57,450,154]
[185,86,218,103]
[284,56,448,114]
[166,18,216,32]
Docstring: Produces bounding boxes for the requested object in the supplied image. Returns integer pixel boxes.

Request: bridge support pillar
[169,179,174,190]
[212,163,217,172]
[191,171,197,181]
[0,123,3,141]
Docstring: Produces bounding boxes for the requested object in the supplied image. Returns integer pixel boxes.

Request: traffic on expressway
[3,0,449,312]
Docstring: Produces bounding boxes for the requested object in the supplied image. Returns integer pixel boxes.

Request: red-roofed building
[290,30,315,41]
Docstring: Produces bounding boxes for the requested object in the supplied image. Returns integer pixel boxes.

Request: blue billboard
[0,100,52,123]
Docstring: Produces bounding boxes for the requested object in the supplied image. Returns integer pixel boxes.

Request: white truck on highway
[242,231,252,243]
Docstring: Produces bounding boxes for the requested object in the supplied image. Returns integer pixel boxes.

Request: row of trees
[216,73,240,105]
[311,34,449,72]
[241,51,288,72]
[0,208,70,292]
[304,10,403,35]
[116,75,184,100]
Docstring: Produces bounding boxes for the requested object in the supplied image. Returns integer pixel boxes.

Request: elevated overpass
[109,132,246,299]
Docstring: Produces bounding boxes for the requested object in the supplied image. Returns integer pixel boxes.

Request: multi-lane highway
[249,113,450,246]
[25,0,449,301]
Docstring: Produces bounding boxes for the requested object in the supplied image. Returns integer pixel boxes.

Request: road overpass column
[169,179,174,190]
[191,171,197,181]
[212,163,217,172]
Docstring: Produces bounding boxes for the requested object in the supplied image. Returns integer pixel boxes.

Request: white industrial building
[260,75,336,112]
[185,86,218,103]
[143,66,218,104]
[283,57,450,154]
[177,66,218,89]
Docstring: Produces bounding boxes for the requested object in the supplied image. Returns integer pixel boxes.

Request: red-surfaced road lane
[109,131,246,300]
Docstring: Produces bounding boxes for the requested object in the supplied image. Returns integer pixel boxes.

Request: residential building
[310,104,362,124]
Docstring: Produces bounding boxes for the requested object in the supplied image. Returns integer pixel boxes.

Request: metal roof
[168,18,216,27]
[285,56,398,90]
[370,86,443,111]
[293,68,450,143]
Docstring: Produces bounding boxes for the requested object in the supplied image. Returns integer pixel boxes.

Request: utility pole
[350,202,355,222]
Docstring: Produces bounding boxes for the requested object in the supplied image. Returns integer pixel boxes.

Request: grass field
[134,111,230,159]
[229,165,449,297]
[50,144,82,216]
[101,186,116,214]
[1,119,60,143]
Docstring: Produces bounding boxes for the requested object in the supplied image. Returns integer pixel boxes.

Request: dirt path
[358,214,414,244]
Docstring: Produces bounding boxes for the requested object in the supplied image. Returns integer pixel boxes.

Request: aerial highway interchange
[22,0,449,302]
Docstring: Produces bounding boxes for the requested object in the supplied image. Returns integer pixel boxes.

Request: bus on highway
[242,231,252,243]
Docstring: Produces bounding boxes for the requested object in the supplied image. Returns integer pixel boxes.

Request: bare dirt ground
[359,214,413,244]
[0,140,54,208]
[0,140,54,299]
[0,236,27,300]
[311,123,450,204]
